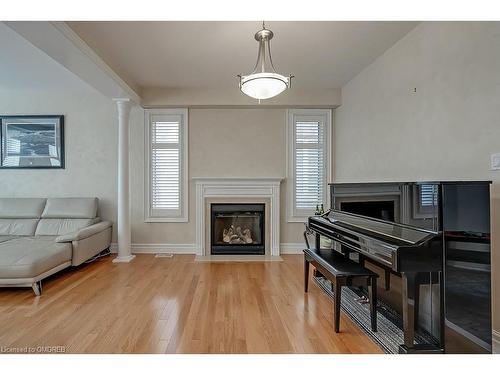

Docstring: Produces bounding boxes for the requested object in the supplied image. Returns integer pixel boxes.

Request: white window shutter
[295,121,325,210]
[151,121,180,210]
[146,109,188,222]
[287,109,331,221]
[420,184,438,207]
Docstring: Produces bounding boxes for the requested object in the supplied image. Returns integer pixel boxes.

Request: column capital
[114,98,132,118]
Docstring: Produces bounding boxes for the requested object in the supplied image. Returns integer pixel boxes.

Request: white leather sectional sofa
[0,197,112,295]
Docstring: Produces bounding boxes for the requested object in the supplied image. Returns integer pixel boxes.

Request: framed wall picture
[0,115,64,169]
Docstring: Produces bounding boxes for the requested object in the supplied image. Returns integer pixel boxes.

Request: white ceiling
[68,21,418,93]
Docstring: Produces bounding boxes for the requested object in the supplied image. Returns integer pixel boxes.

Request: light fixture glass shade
[238,23,293,100]
[240,72,289,100]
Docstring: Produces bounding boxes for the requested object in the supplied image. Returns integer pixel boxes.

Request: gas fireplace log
[222,225,254,244]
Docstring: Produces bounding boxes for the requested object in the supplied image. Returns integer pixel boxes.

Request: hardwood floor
[0,254,382,354]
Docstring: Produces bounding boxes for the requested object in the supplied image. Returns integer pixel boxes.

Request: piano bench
[303,248,379,333]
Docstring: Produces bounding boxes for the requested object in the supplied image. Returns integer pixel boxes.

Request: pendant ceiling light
[238,22,293,100]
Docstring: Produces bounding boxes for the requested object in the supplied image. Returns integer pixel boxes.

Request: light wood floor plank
[0,254,382,354]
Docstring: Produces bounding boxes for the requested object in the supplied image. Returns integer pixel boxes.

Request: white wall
[0,92,309,248]
[0,22,122,234]
[130,108,308,247]
[335,22,500,335]
[0,87,119,229]
[0,21,332,252]
[141,87,341,108]
[0,96,309,248]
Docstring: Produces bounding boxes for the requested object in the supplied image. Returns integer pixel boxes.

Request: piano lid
[321,210,438,246]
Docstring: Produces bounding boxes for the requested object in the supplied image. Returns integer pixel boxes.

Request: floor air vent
[155,253,174,258]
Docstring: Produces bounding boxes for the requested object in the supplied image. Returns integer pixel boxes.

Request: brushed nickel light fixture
[238,22,293,100]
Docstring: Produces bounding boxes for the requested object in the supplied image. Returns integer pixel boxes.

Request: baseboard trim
[110,243,197,254]
[280,243,304,254]
[110,242,305,255]
[493,330,500,354]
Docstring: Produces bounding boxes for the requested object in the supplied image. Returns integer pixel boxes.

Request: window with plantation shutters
[420,184,438,207]
[145,109,188,222]
[413,183,438,218]
[287,109,331,221]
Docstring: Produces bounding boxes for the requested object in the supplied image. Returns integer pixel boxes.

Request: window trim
[144,108,189,222]
[286,108,332,223]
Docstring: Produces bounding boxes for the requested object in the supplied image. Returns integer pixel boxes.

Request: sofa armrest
[55,221,112,243]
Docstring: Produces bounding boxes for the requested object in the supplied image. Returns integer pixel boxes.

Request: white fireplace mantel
[194,177,283,256]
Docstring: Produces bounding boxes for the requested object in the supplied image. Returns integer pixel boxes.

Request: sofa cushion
[35,218,100,236]
[0,236,16,244]
[0,237,71,279]
[0,198,46,219]
[41,198,98,219]
[0,219,40,236]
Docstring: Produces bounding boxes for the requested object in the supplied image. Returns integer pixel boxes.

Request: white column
[113,98,135,263]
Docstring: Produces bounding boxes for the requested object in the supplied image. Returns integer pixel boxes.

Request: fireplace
[210,203,265,255]
[341,200,395,222]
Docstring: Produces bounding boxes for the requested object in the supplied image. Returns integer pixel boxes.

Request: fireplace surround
[194,178,282,256]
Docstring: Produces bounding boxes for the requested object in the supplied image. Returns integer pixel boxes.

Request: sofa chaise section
[0,237,72,295]
[0,197,112,295]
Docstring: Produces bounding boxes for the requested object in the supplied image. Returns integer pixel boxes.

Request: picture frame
[0,115,65,169]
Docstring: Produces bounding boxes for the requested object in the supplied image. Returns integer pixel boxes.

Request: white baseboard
[110,243,197,254]
[280,243,304,254]
[493,330,500,354]
[110,243,305,255]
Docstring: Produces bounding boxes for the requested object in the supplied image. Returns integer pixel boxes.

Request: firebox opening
[340,200,395,222]
[211,203,265,255]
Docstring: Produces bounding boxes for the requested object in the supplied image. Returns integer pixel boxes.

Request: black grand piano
[306,181,492,354]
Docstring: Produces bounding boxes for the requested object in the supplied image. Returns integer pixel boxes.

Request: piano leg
[304,257,310,293]
[333,281,342,333]
[400,272,417,352]
[399,272,443,354]
[414,278,420,332]
[358,254,365,267]
[313,234,324,278]
[384,269,391,291]
[368,276,377,332]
